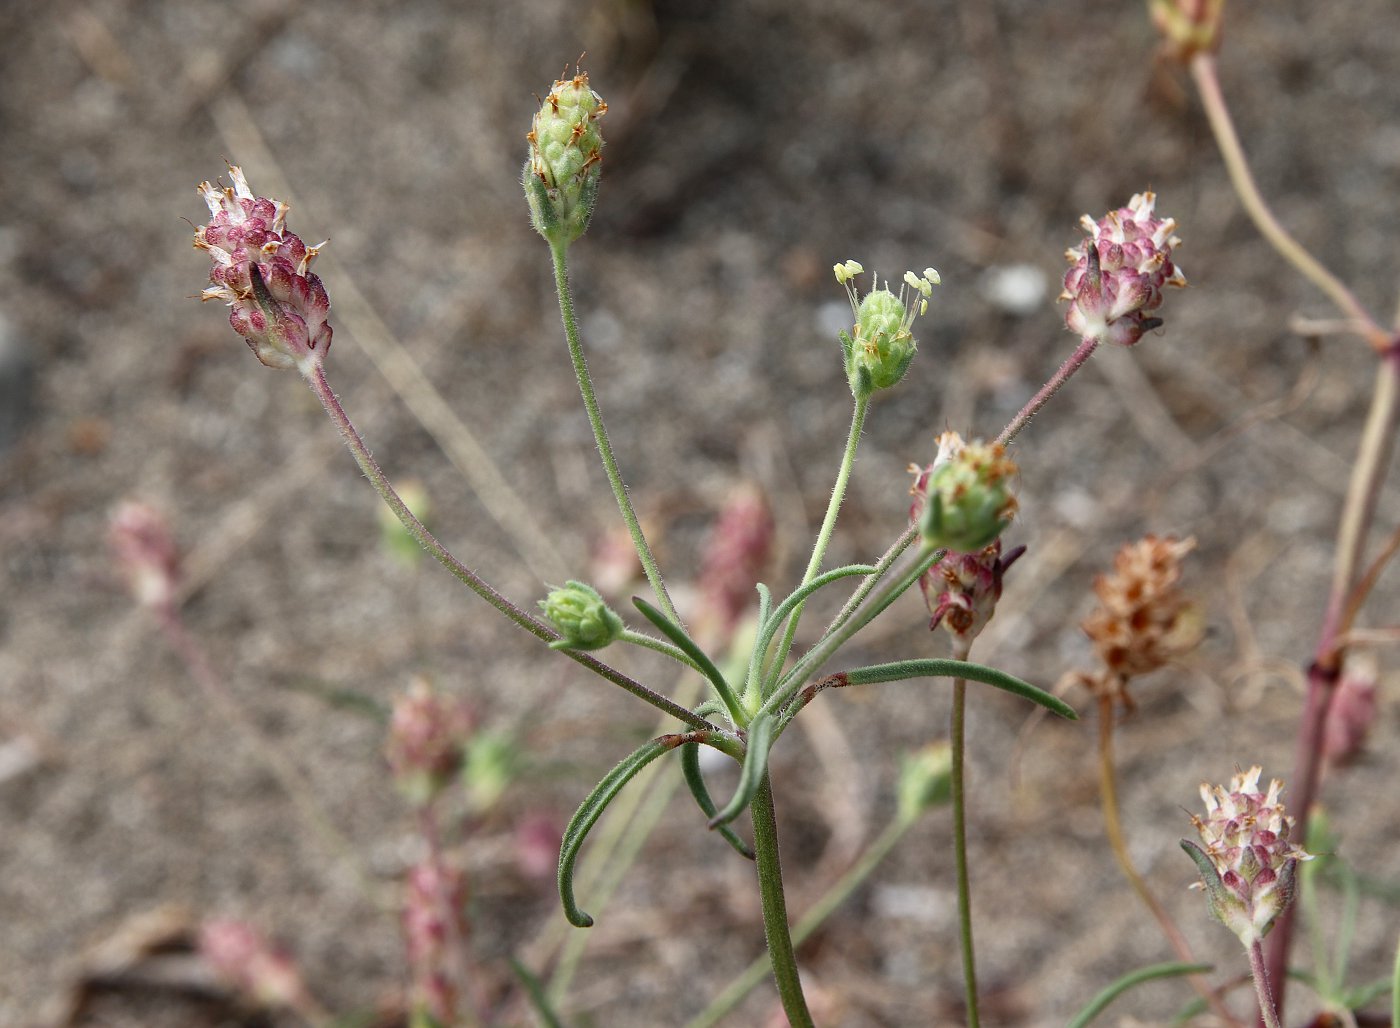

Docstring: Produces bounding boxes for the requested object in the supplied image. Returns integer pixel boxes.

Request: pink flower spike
[194,163,333,375]
[1182,767,1312,948]
[402,858,470,1024]
[198,918,313,1012]
[385,677,475,808]
[1060,192,1186,347]
[108,500,180,614]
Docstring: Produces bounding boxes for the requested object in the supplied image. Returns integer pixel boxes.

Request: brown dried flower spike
[1076,534,1203,709]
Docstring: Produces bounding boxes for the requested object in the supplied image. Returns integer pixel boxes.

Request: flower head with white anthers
[834,261,939,398]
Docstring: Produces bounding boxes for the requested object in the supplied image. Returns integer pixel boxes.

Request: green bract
[917,435,1018,554]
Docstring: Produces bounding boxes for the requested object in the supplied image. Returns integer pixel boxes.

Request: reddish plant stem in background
[1189,54,1389,354]
[1264,343,1400,1021]
[1191,44,1400,1021]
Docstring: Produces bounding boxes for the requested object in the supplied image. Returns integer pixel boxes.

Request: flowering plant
[131,19,1399,1024]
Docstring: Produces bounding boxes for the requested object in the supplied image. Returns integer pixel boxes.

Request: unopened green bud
[834,262,938,399]
[897,743,953,822]
[524,70,607,247]
[917,431,1018,553]
[540,580,624,650]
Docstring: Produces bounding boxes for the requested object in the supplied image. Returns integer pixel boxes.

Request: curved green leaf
[753,565,877,686]
[680,741,754,860]
[828,658,1077,720]
[558,738,675,927]
[632,596,742,723]
[708,715,774,830]
[744,585,774,702]
[1065,962,1213,1028]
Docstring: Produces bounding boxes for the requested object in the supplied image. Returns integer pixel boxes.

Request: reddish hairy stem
[996,336,1098,446]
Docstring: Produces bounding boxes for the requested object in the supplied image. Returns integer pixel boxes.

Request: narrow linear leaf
[755,583,773,635]
[838,658,1077,720]
[680,741,755,860]
[633,596,742,721]
[708,715,774,830]
[508,957,567,1028]
[1065,962,1214,1028]
[744,585,775,701]
[559,738,674,927]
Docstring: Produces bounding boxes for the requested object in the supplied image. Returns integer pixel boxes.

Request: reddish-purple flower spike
[199,918,313,1011]
[108,500,180,615]
[385,677,475,808]
[194,163,332,374]
[694,483,775,647]
[1060,192,1186,347]
[402,858,470,1024]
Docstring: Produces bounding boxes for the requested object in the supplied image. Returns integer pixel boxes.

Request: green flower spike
[540,580,625,650]
[835,261,939,399]
[524,69,607,247]
[916,430,1018,554]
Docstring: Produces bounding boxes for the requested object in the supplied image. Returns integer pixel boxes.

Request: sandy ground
[3,1,1399,1025]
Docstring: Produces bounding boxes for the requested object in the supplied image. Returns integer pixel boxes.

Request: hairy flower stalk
[1061,192,1186,348]
[999,193,1185,446]
[194,164,332,375]
[905,430,1018,1028]
[1068,535,1235,1022]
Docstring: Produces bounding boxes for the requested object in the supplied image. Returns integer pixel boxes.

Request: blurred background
[3,0,1399,1024]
